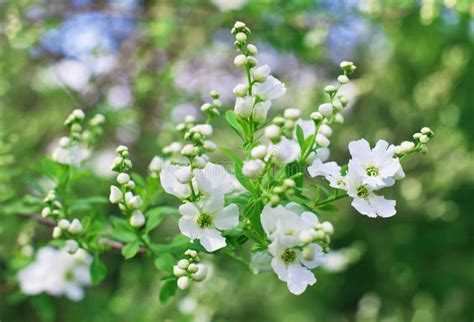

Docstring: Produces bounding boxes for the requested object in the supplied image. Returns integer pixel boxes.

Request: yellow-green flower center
[366,166,379,177]
[281,249,297,264]
[196,213,213,228]
[356,185,370,199]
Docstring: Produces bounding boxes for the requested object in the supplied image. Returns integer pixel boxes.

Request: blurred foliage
[0,0,473,321]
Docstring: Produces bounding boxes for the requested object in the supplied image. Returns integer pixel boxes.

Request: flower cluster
[173,249,208,290]
[52,109,105,166]
[17,247,92,301]
[109,145,145,228]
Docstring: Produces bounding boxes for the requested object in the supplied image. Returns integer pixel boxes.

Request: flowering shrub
[18,21,434,301]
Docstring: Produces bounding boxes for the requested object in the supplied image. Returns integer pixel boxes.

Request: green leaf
[244,200,264,239]
[317,204,339,212]
[286,162,303,192]
[110,218,137,242]
[145,206,178,233]
[121,240,141,259]
[90,255,107,285]
[131,172,146,188]
[295,124,305,148]
[221,147,257,195]
[154,234,191,254]
[159,279,178,303]
[225,110,245,139]
[154,253,175,272]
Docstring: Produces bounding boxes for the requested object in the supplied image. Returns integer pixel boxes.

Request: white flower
[190,264,208,282]
[194,162,243,196]
[253,76,286,101]
[269,240,325,295]
[242,159,265,179]
[344,164,397,218]
[52,143,90,166]
[178,194,239,252]
[68,219,83,234]
[348,139,404,188]
[17,247,92,301]
[234,96,254,118]
[160,164,195,199]
[252,100,272,122]
[250,251,273,274]
[267,137,300,165]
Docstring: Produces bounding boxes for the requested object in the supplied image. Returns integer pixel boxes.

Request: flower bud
[203,140,217,152]
[65,240,79,254]
[187,263,199,273]
[269,195,280,207]
[116,145,128,154]
[421,127,434,137]
[233,84,248,97]
[413,133,422,140]
[302,246,315,261]
[321,221,334,235]
[319,124,332,137]
[283,178,295,188]
[58,219,70,230]
[194,157,207,169]
[273,186,284,194]
[337,75,349,84]
[243,160,265,179]
[70,123,82,133]
[173,265,187,277]
[283,108,300,121]
[109,186,122,204]
[72,109,85,120]
[235,32,247,42]
[251,145,267,159]
[175,167,193,184]
[324,85,337,94]
[318,103,333,118]
[251,65,270,83]
[247,44,258,55]
[148,156,163,173]
[247,56,258,67]
[234,54,247,67]
[400,141,415,153]
[234,21,246,29]
[273,116,286,126]
[332,99,343,111]
[264,125,281,141]
[185,249,198,258]
[41,207,52,218]
[284,120,295,131]
[117,172,130,185]
[126,180,136,189]
[334,113,344,124]
[52,227,62,238]
[310,112,323,121]
[419,135,429,144]
[178,259,190,269]
[68,219,83,234]
[130,210,145,228]
[191,264,208,282]
[234,96,254,118]
[201,103,211,112]
[181,144,197,157]
[316,134,330,147]
[177,276,191,290]
[298,230,316,244]
[128,195,143,209]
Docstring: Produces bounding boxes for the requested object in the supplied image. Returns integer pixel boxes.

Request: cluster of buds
[268,178,296,207]
[41,190,62,218]
[173,249,208,290]
[395,127,434,156]
[64,109,86,141]
[52,218,83,254]
[81,113,105,147]
[109,145,145,228]
[200,91,221,118]
[298,220,335,253]
[232,21,286,123]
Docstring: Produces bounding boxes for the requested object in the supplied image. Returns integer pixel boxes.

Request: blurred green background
[1,0,473,321]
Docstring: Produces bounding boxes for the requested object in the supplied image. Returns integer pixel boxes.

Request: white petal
[286,264,316,295]
[351,197,377,218]
[178,217,201,240]
[261,204,286,237]
[179,202,200,219]
[214,204,239,230]
[299,244,326,269]
[369,195,396,218]
[201,194,225,214]
[271,258,289,281]
[199,229,226,252]
[348,139,372,164]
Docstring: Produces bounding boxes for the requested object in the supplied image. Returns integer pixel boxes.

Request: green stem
[315,193,348,207]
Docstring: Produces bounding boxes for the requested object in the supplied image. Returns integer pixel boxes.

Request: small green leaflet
[90,254,107,285]
[121,240,141,259]
[225,110,245,139]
